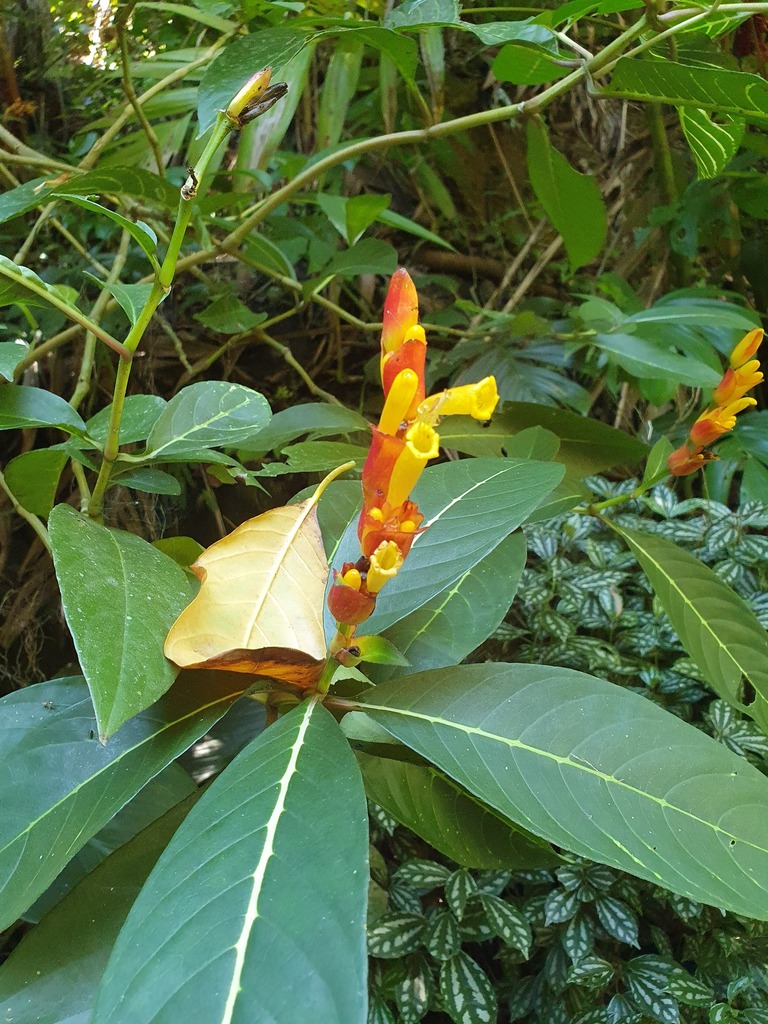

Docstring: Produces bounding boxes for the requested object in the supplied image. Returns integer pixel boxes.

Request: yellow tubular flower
[367,541,404,594]
[713,361,764,406]
[730,328,764,369]
[386,422,440,509]
[690,397,757,446]
[378,369,419,436]
[342,568,362,590]
[417,376,500,425]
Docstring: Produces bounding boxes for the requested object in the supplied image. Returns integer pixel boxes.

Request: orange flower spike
[689,397,757,447]
[381,268,419,360]
[713,361,764,406]
[668,444,707,477]
[417,376,500,424]
[360,427,404,509]
[730,328,764,369]
[386,422,440,509]
[382,326,427,400]
[379,369,420,436]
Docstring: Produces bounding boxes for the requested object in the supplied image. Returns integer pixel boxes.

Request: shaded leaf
[49,503,196,739]
[0,383,86,435]
[94,701,369,1024]
[0,795,197,1024]
[679,107,744,180]
[0,673,243,931]
[0,341,26,381]
[357,752,558,870]
[526,120,607,271]
[362,663,768,918]
[3,448,67,516]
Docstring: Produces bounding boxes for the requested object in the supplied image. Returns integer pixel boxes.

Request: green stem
[578,469,670,515]
[314,657,342,697]
[86,114,233,520]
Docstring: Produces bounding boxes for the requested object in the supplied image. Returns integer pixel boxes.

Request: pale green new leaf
[363,663,768,918]
[94,701,369,1024]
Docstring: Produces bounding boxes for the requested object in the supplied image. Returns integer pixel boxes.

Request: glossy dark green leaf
[145,381,271,458]
[0,794,197,1024]
[0,384,86,435]
[94,701,369,1024]
[92,280,155,326]
[357,752,558,870]
[614,526,768,730]
[0,673,244,931]
[255,440,368,477]
[197,27,310,134]
[324,238,398,277]
[0,341,26,380]
[49,504,197,739]
[374,532,526,681]
[194,296,267,334]
[385,0,460,27]
[111,466,182,495]
[591,333,721,389]
[3,448,67,516]
[0,176,49,224]
[526,120,607,271]
[362,663,768,918]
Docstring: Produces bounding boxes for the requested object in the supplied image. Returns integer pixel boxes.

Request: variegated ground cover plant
[1,3,768,1023]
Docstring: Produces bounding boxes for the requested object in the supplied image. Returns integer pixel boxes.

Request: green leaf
[144,380,271,459]
[49,504,196,739]
[330,458,564,637]
[135,0,236,31]
[613,526,768,730]
[0,673,243,931]
[438,419,560,460]
[376,208,456,250]
[526,120,607,271]
[623,956,678,1024]
[197,27,309,134]
[643,437,674,485]
[490,403,647,474]
[58,196,158,266]
[0,176,50,224]
[239,401,368,456]
[445,868,477,919]
[603,58,768,124]
[679,107,744,180]
[375,532,526,680]
[324,237,398,277]
[0,795,197,1024]
[0,341,26,380]
[54,167,179,209]
[194,295,267,334]
[111,466,182,495]
[316,38,364,151]
[425,910,463,960]
[480,894,532,955]
[3,448,68,516]
[590,333,722,389]
[493,44,570,85]
[0,383,87,435]
[317,193,391,246]
[94,701,369,1024]
[385,0,460,28]
[88,279,154,326]
[439,952,497,1024]
[362,663,768,918]
[256,440,368,476]
[357,752,558,869]
[86,394,167,445]
[464,18,556,47]
[0,254,84,314]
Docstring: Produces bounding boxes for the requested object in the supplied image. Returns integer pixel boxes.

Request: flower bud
[326,569,375,626]
[730,328,763,369]
[226,68,273,122]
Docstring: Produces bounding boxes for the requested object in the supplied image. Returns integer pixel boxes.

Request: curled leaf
[165,465,354,687]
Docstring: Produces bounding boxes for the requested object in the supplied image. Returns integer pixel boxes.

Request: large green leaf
[0,254,80,313]
[362,663,768,919]
[49,504,197,739]
[0,795,197,1024]
[526,120,607,271]
[357,752,558,869]
[374,532,527,681]
[197,27,310,134]
[603,58,768,124]
[239,401,368,457]
[144,381,271,459]
[94,701,369,1024]
[0,384,86,435]
[614,526,768,730]
[0,673,243,931]
[329,458,564,637]
[0,341,27,380]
